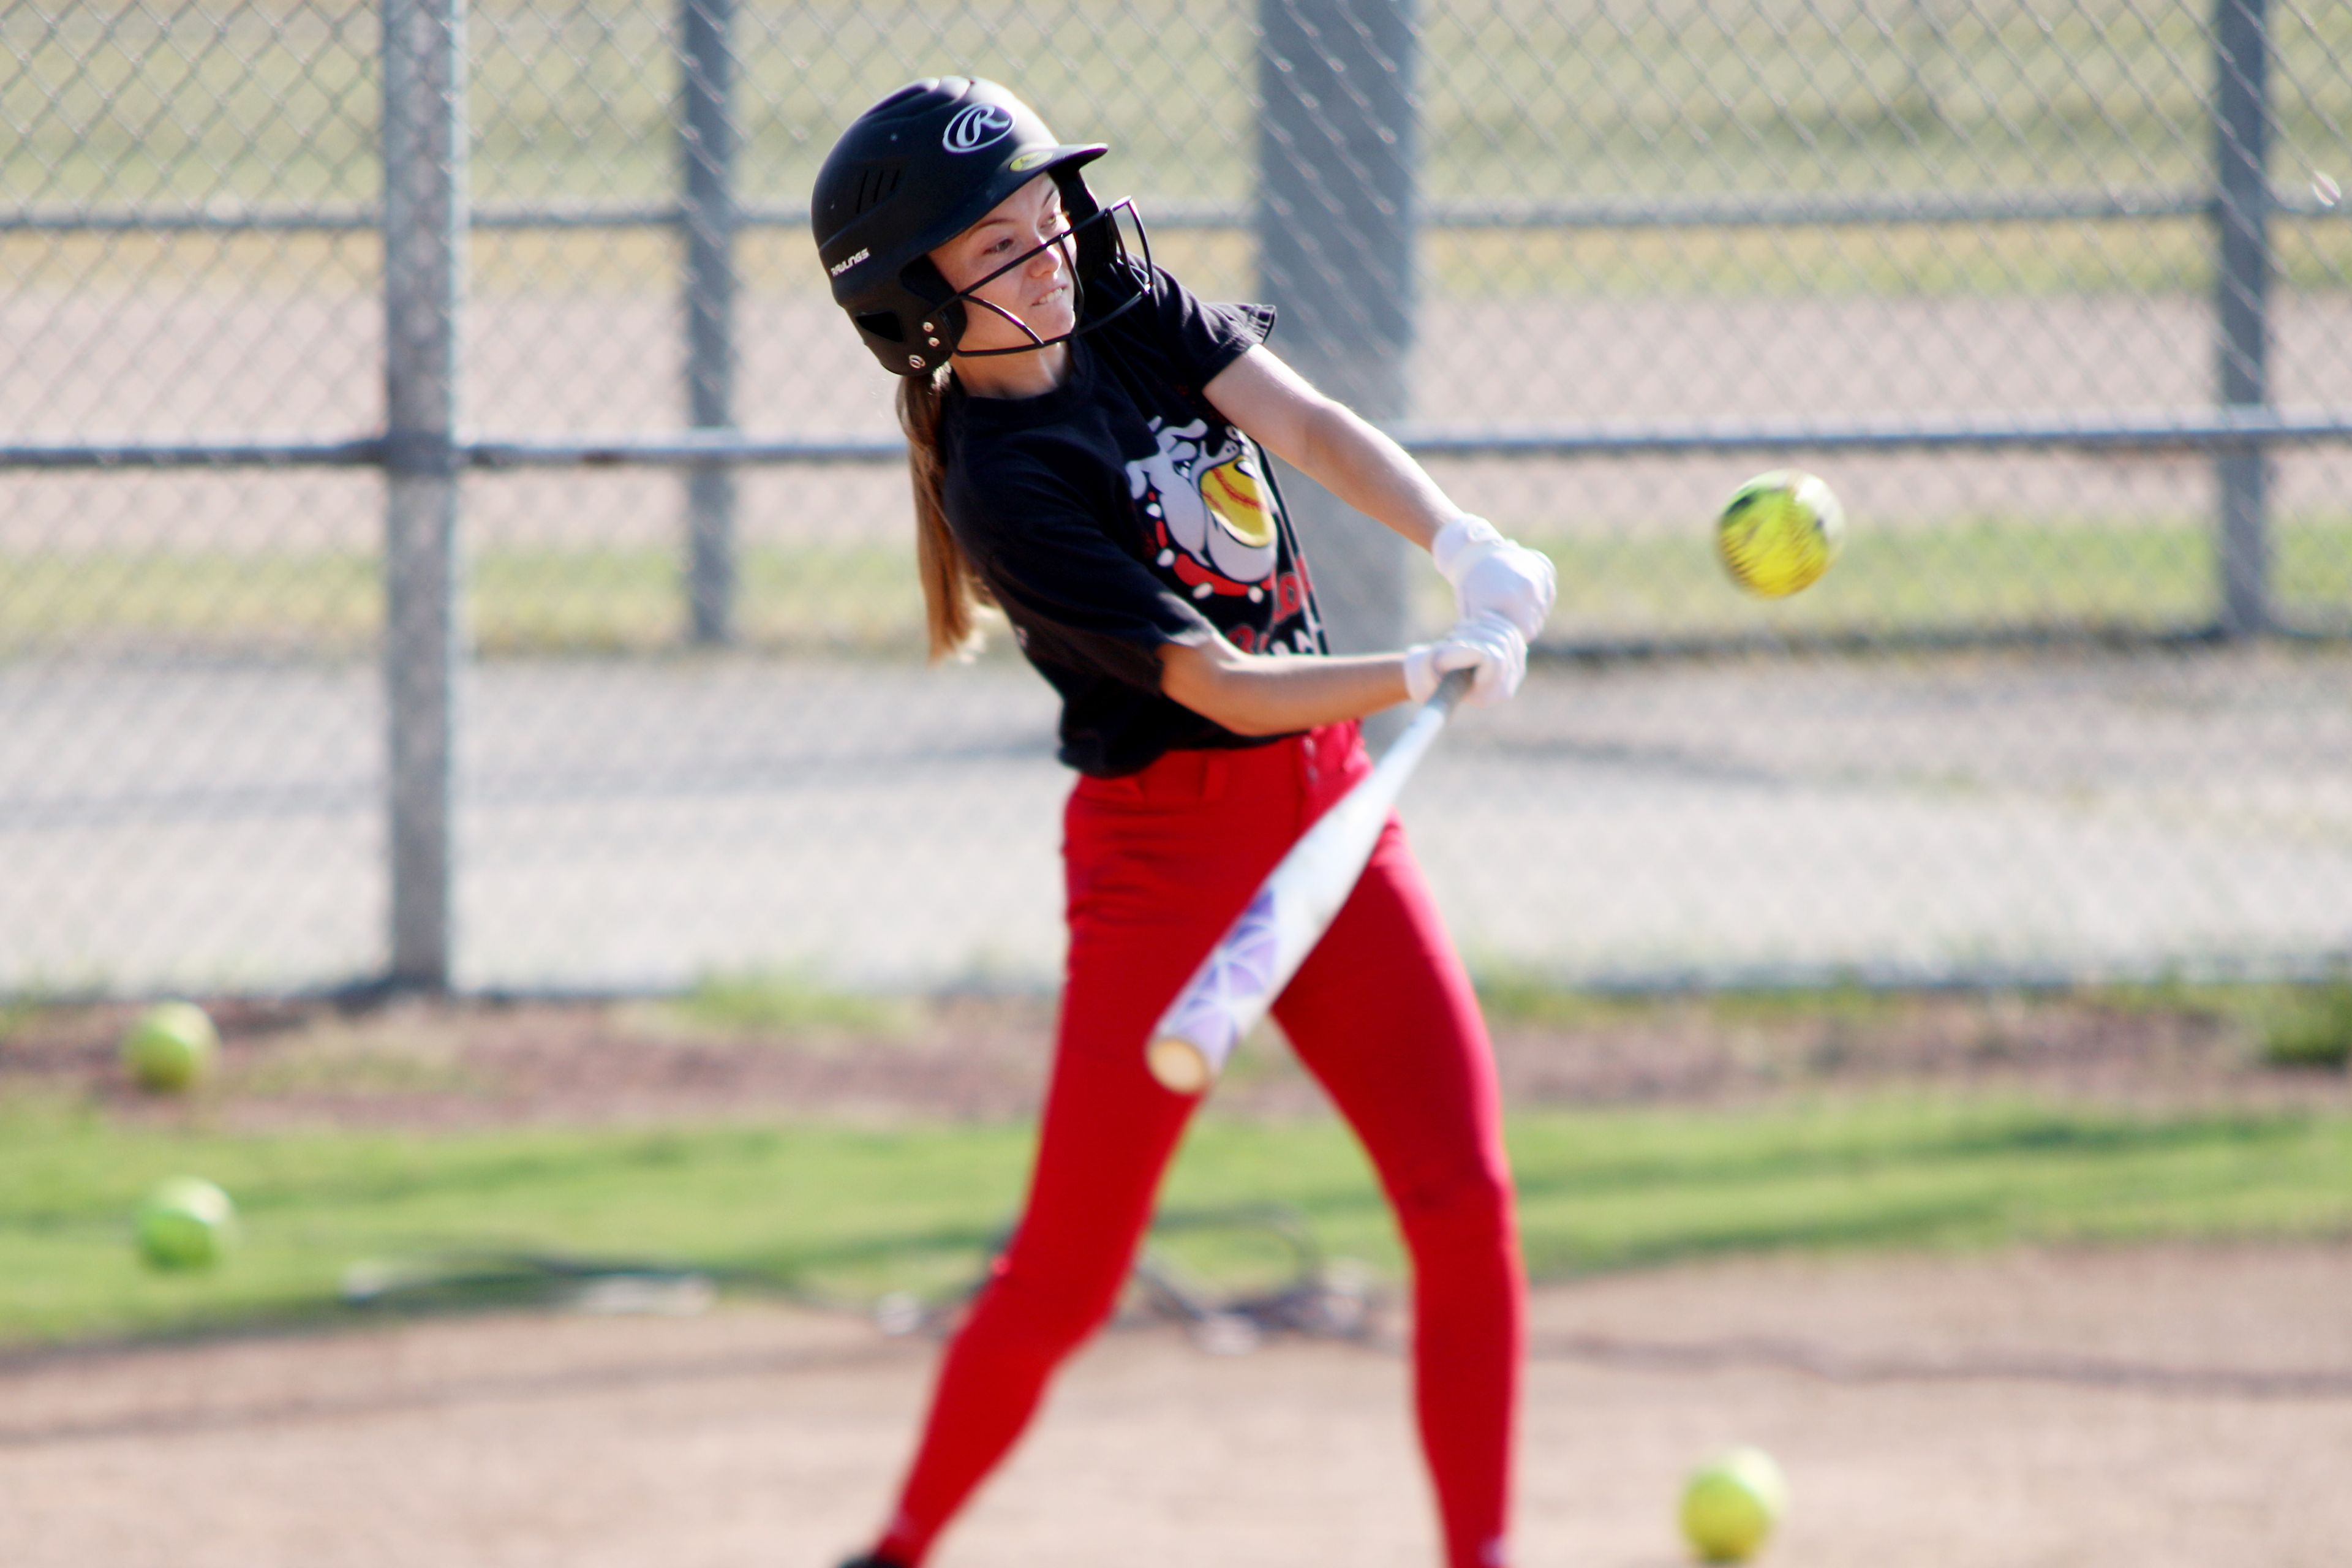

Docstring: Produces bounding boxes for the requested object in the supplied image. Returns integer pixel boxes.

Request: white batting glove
[1403,611,1528,708]
[1431,513,1557,643]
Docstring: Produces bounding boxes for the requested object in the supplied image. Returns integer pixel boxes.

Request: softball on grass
[121,1000,220,1093]
[1716,470,1844,598]
[136,1176,238,1272]
[1679,1446,1789,1562]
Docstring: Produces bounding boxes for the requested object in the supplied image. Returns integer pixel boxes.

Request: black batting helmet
[812,77,1145,377]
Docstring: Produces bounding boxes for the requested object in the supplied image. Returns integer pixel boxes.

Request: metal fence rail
[18,406,2352,468]
[2,0,2348,997]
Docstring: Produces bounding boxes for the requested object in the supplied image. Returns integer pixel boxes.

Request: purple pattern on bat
[1163,886,1281,1059]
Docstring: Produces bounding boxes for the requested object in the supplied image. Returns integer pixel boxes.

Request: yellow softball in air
[1716,470,1845,598]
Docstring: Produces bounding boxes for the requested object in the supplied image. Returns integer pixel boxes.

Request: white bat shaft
[1145,670,1472,1093]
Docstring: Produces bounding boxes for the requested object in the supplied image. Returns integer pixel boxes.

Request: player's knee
[1392,1163,1517,1261]
[984,1252,1129,1354]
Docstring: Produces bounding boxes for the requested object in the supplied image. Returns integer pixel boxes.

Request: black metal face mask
[929,196,1155,361]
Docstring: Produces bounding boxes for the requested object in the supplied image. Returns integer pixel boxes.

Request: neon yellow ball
[137,1176,238,1271]
[123,1001,220,1093]
[1679,1446,1789,1562]
[1716,470,1845,598]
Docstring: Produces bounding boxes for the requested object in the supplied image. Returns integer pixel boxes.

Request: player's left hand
[1432,513,1556,642]
[1404,611,1528,708]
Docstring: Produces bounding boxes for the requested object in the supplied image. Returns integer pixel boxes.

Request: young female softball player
[813,77,1557,1568]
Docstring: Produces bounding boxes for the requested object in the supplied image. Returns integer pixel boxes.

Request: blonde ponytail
[899,368,991,660]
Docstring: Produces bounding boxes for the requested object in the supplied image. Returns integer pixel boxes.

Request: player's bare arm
[1203,344,1452,548]
[1167,350,1544,736]
[1207,345,1561,641]
[1158,617,1525,737]
[1157,636,1409,736]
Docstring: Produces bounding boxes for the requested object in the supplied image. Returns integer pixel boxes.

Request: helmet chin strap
[941,198,1152,360]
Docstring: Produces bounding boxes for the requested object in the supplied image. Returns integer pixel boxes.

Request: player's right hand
[1404,611,1528,707]
[1433,513,1557,642]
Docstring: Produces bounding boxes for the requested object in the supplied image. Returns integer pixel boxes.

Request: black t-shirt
[938,262,1328,777]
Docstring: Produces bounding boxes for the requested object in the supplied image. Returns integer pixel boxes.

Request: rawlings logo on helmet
[942,103,1017,154]
[815,77,1139,378]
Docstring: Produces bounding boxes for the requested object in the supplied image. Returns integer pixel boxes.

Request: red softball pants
[873,723,1523,1568]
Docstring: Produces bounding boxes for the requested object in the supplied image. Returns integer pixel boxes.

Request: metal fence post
[382,0,468,989]
[680,0,739,645]
[1256,0,1421,660]
[2212,0,2272,637]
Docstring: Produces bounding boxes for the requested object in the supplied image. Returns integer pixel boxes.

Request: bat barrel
[1141,668,1477,1096]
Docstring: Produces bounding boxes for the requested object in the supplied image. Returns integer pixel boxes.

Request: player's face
[931,175,1077,355]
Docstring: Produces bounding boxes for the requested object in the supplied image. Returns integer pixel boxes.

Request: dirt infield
[6,1242,2350,1567]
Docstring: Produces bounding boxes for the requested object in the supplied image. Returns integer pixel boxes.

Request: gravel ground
[6,1243,2351,1568]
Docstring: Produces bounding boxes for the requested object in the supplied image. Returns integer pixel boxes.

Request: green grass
[662,967,918,1038]
[0,541,925,659]
[2263,984,2352,1071]
[8,1091,2352,1349]
[1425,213,2352,300]
[7,514,2345,660]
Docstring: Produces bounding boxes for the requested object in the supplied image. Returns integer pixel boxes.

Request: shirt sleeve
[1140,265,1276,391]
[948,444,1217,692]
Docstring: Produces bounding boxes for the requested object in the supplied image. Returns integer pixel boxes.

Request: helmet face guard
[812,77,1150,376]
[930,196,1154,361]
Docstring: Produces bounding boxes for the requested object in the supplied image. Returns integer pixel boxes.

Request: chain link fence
[4,0,2350,997]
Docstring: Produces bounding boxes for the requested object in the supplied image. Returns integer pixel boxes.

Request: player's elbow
[1208,704,1289,738]
[1157,639,1283,736]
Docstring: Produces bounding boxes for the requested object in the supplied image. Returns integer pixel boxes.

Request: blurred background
[8,11,2352,1565]
[4,0,2348,1001]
